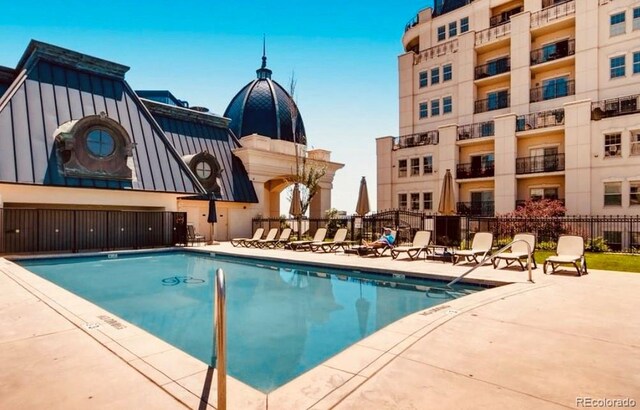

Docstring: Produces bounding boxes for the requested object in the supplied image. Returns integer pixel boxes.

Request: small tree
[498,199,566,243]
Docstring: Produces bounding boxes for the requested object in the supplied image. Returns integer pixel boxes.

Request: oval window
[86,129,115,158]
[195,161,212,179]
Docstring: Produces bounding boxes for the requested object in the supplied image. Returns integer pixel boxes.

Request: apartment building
[377,0,640,217]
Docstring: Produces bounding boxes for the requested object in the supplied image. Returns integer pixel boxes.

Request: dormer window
[182,151,223,195]
[195,161,213,179]
[86,129,116,158]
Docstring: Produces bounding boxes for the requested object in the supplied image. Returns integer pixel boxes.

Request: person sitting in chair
[363,227,395,249]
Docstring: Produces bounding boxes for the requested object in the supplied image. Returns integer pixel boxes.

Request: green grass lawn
[534,251,640,273]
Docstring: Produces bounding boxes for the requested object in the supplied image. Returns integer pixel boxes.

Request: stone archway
[233,134,343,219]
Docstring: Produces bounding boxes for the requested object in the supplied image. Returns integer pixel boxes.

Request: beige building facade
[377,0,640,216]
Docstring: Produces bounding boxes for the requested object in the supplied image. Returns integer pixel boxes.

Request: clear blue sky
[0,0,433,214]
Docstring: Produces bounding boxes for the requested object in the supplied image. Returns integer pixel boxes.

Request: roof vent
[191,106,210,113]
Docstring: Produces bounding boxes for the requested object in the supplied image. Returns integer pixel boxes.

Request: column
[376,136,395,210]
[509,12,531,112]
[309,182,332,219]
[494,113,518,214]
[563,99,592,214]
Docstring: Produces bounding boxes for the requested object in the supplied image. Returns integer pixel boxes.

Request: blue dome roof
[224,54,306,145]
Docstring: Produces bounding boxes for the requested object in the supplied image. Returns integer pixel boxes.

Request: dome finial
[257,35,272,79]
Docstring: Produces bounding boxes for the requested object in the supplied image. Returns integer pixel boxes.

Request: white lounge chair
[391,230,432,260]
[453,232,493,265]
[492,233,537,271]
[288,228,327,251]
[252,228,278,248]
[354,230,397,257]
[309,228,350,252]
[543,235,587,276]
[230,228,264,247]
[260,228,292,249]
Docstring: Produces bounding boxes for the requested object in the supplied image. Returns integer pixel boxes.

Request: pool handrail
[215,268,227,410]
[447,238,534,287]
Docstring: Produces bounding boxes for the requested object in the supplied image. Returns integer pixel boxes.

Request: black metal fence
[0,208,187,255]
[255,211,640,254]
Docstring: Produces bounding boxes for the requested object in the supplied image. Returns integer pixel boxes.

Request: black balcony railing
[591,94,640,120]
[516,108,565,131]
[405,14,419,32]
[516,198,565,208]
[542,0,571,8]
[457,121,495,141]
[530,39,575,65]
[490,7,522,27]
[530,80,574,102]
[475,58,510,79]
[474,94,509,113]
[394,131,439,150]
[457,201,495,216]
[516,153,565,174]
[475,22,511,46]
[456,162,495,179]
[531,0,575,28]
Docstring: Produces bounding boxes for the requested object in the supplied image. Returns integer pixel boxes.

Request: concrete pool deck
[0,244,638,409]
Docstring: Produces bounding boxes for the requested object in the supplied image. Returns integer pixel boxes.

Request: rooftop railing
[531,0,575,28]
[530,80,575,103]
[413,39,458,65]
[474,94,510,113]
[394,131,439,150]
[516,108,565,131]
[475,57,510,79]
[475,22,511,46]
[405,14,420,32]
[516,153,565,174]
[530,39,575,65]
[457,121,495,141]
[591,94,640,120]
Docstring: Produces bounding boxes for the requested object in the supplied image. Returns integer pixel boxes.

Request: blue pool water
[18,251,483,392]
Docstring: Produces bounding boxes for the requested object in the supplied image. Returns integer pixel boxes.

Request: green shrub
[586,236,609,252]
[537,240,558,251]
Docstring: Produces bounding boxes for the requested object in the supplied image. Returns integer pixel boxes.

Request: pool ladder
[213,268,227,410]
[447,239,535,288]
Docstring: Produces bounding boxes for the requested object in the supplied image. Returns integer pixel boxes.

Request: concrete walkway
[0,245,638,409]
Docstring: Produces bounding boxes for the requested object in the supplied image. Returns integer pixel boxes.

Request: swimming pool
[18,251,484,392]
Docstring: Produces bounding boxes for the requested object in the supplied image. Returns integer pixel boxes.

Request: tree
[497,199,566,244]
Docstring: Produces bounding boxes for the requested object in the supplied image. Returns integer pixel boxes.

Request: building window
[610,12,625,36]
[431,100,440,116]
[443,96,452,114]
[487,90,508,110]
[460,17,469,33]
[431,67,440,84]
[399,193,408,209]
[631,132,640,155]
[633,7,640,31]
[604,182,622,206]
[443,64,452,81]
[604,133,622,157]
[86,128,116,158]
[542,76,569,100]
[530,187,559,201]
[437,26,446,41]
[419,102,428,119]
[419,71,428,88]
[410,158,420,176]
[398,159,407,177]
[195,161,212,179]
[603,231,622,251]
[449,21,457,37]
[631,182,640,206]
[423,156,433,174]
[610,55,626,78]
[423,192,433,210]
[410,193,420,210]
[634,52,640,74]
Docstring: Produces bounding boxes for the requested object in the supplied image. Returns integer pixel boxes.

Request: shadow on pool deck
[0,244,638,409]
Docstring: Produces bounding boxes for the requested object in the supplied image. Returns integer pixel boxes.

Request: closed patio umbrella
[438,169,456,215]
[289,183,303,239]
[355,176,370,216]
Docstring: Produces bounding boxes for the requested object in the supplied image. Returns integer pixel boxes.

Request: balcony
[413,39,459,66]
[475,22,511,47]
[530,39,575,66]
[516,153,565,174]
[475,57,510,80]
[516,109,564,131]
[591,94,640,120]
[393,131,439,150]
[457,121,495,141]
[405,14,419,32]
[542,0,571,8]
[474,94,509,113]
[530,0,575,28]
[456,162,495,179]
[490,7,523,27]
[530,80,574,103]
[457,201,495,216]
